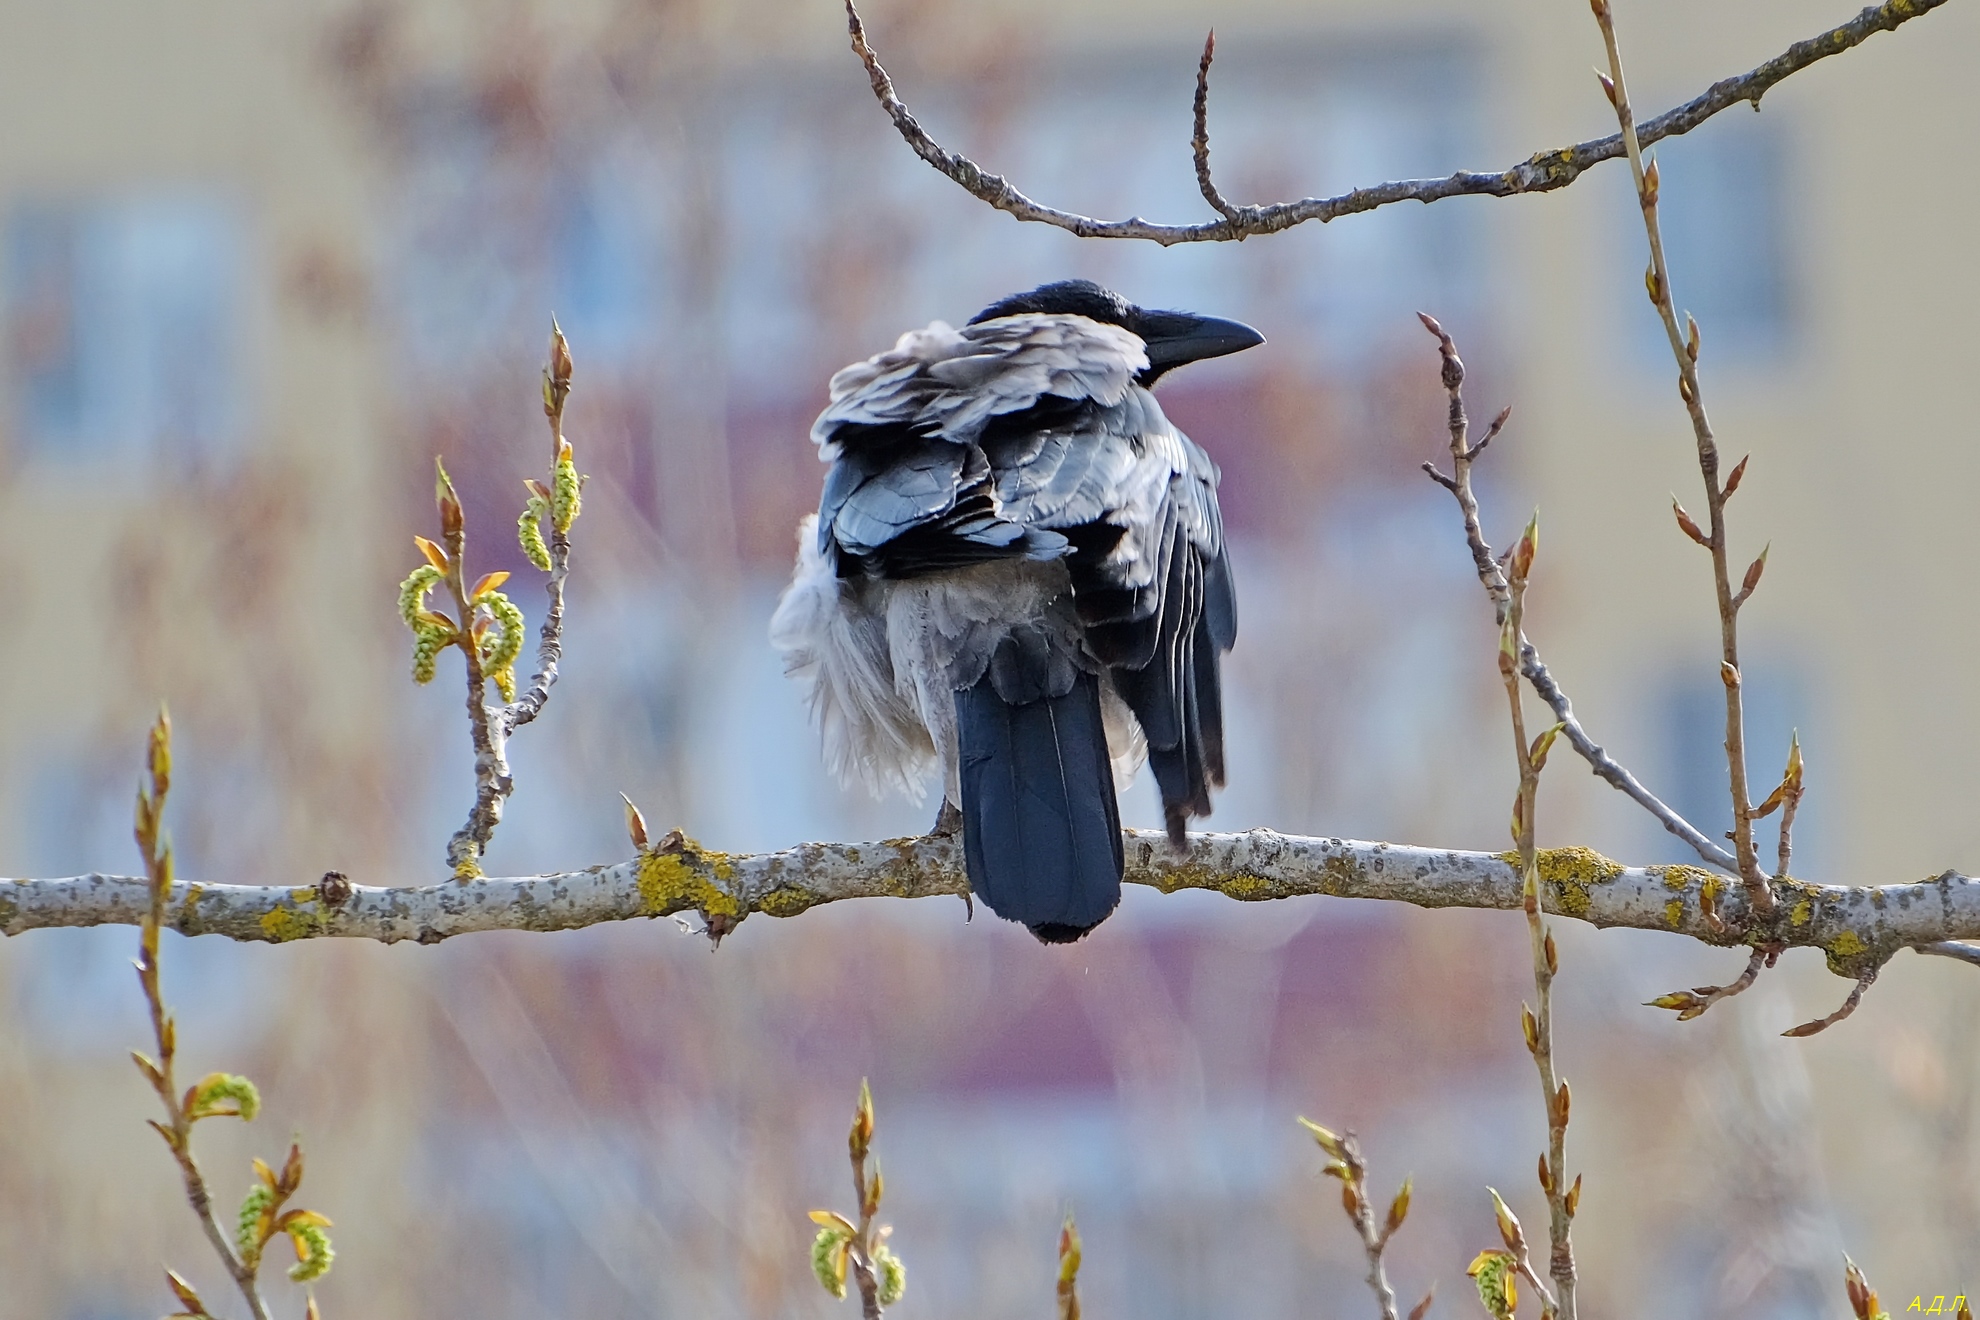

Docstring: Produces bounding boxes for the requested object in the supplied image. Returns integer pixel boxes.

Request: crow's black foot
[928,800,971,918]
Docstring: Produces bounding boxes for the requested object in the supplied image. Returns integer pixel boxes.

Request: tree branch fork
[4,832,1973,981]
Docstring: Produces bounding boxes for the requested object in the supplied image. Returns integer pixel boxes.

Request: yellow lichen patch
[636,847,741,919]
[1218,872,1276,901]
[1656,864,1715,894]
[1665,899,1684,928]
[1529,846,1625,919]
[755,886,823,919]
[259,903,321,943]
[1791,898,1812,927]
[1823,927,1877,977]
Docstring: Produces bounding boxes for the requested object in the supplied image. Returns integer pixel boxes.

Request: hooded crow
[771,280,1261,942]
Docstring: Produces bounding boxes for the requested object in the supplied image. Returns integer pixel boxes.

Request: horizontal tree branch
[845,0,1948,245]
[3,830,1974,978]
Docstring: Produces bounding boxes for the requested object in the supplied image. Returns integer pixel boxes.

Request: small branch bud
[1510,511,1540,583]
[1057,1212,1083,1320]
[435,457,463,541]
[1672,497,1710,547]
[1385,1177,1412,1236]
[1537,1151,1552,1194]
[1740,544,1769,597]
[1723,453,1749,497]
[850,1077,875,1160]
[1296,1116,1349,1162]
[1521,1004,1540,1054]
[1685,312,1702,362]
[621,794,649,851]
[1595,68,1617,106]
[1488,1187,1524,1251]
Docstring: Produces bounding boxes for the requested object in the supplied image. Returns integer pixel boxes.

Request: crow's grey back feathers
[772,310,1235,842]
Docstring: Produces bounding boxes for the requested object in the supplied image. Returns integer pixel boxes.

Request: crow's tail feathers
[956,668,1124,943]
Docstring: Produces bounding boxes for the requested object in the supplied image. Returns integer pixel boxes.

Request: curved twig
[1782,969,1877,1037]
[844,0,1949,246]
[1191,32,1240,223]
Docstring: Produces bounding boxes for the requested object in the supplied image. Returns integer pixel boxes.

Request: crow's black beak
[1139,312,1266,369]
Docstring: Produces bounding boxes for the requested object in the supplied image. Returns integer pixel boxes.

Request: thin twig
[132,711,273,1320]
[1500,520,1577,1318]
[806,1080,903,1314]
[1592,0,1774,916]
[443,324,579,875]
[1919,940,1980,968]
[504,325,576,734]
[843,0,1947,245]
[1298,1121,1416,1320]
[1416,313,1737,875]
[1645,946,1774,1021]
[1782,969,1877,1037]
[1191,32,1240,223]
[1484,1189,1560,1318]
[440,456,506,876]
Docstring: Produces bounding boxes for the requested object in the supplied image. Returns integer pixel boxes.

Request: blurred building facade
[1,0,1978,1315]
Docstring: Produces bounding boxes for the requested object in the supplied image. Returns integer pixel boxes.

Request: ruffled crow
[771,280,1261,942]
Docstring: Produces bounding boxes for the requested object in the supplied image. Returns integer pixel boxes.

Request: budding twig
[131,711,275,1320]
[1499,515,1578,1318]
[1417,314,1736,876]
[808,1080,905,1318]
[421,321,583,877]
[1297,1119,1424,1320]
[1591,0,1775,919]
[131,712,333,1317]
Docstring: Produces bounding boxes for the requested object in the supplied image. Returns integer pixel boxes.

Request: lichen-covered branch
[2,832,1971,978]
[845,0,1947,246]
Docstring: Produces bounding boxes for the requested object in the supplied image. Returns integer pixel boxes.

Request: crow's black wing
[981,385,1236,841]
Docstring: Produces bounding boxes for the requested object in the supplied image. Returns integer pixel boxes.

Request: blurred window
[3,193,246,466]
[1625,112,1794,366]
[1656,657,1816,871]
[5,744,270,1054]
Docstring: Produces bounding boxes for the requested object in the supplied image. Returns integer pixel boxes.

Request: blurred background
[2,0,1978,1314]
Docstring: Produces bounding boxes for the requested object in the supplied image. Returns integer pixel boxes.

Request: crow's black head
[970,279,1264,385]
